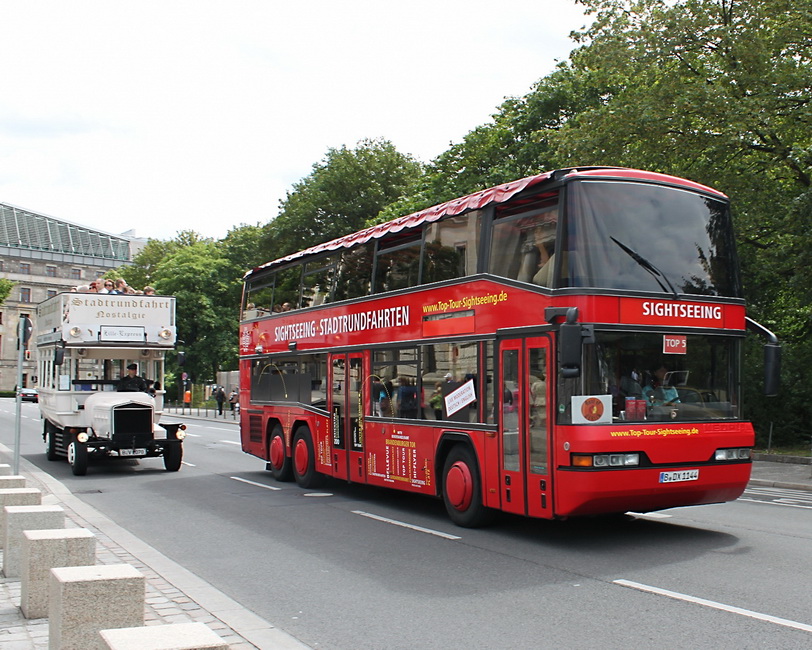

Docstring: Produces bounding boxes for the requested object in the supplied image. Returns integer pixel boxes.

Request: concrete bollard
[21,528,96,619]
[50,564,145,650]
[0,475,27,489]
[3,504,65,578]
[0,463,12,476]
[99,622,230,649]
[0,488,42,548]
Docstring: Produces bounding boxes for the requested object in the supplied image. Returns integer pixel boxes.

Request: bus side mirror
[559,321,582,378]
[764,343,780,396]
[177,351,186,366]
[54,349,64,366]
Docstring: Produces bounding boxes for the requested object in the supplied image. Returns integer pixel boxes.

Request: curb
[2,444,310,650]
[748,478,812,492]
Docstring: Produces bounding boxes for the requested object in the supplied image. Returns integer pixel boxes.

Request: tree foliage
[264,138,423,257]
[0,279,13,305]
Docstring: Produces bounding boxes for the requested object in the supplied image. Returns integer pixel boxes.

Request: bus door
[328,352,366,483]
[499,337,552,519]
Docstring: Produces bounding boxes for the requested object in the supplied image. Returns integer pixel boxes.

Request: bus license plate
[659,469,699,483]
[120,448,146,456]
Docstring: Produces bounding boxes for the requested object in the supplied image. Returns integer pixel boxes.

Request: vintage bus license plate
[120,448,146,456]
[659,469,699,483]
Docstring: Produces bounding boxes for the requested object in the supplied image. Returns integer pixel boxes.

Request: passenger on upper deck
[117,363,149,393]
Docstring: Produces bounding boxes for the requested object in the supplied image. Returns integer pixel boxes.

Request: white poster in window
[571,395,612,424]
[445,379,476,416]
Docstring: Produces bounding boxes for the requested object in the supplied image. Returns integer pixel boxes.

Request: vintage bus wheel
[269,425,293,482]
[292,427,325,488]
[67,442,88,476]
[44,422,58,461]
[163,443,183,472]
[442,445,495,528]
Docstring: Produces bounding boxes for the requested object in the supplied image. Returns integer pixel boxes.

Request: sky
[0,1,588,242]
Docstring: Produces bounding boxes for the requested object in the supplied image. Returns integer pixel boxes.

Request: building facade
[0,202,144,391]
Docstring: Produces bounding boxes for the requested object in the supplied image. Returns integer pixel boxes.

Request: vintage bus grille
[111,403,153,447]
[249,415,263,443]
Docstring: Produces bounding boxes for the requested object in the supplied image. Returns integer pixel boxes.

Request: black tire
[45,422,58,461]
[442,445,495,528]
[292,426,325,489]
[268,424,293,482]
[163,443,183,472]
[68,441,88,476]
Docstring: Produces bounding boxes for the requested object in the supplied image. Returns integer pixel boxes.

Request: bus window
[301,257,337,308]
[490,196,559,286]
[374,231,422,294]
[424,211,482,283]
[558,331,740,424]
[334,243,374,301]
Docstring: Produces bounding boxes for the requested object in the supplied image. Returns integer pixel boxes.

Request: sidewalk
[0,444,310,649]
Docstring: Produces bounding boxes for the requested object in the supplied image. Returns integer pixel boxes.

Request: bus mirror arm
[745,317,781,397]
[546,307,592,379]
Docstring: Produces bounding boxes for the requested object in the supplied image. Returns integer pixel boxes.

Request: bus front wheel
[163,443,183,472]
[442,445,495,528]
[269,425,293,482]
[67,441,88,476]
[292,427,324,489]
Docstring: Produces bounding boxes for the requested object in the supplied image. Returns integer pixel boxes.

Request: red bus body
[238,168,763,525]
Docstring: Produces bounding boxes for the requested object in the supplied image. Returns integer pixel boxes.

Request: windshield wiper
[610,237,679,299]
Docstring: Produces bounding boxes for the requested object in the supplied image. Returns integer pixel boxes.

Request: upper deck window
[489,194,559,287]
[563,180,741,297]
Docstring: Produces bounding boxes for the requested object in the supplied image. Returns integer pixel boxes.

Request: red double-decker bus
[238,167,779,526]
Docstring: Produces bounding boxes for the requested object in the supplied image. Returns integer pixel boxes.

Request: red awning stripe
[247,171,554,277]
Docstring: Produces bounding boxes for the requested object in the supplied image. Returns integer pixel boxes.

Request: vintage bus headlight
[159,328,172,340]
[76,432,89,443]
[69,327,82,338]
[715,448,751,461]
[572,453,640,467]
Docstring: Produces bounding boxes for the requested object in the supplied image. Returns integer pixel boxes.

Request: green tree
[0,279,13,305]
[265,138,423,257]
[151,239,240,383]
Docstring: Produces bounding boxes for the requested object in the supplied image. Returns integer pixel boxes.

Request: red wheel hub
[294,438,309,476]
[270,435,285,468]
[445,461,473,511]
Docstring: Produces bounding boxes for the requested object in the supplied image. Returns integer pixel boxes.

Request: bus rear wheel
[292,427,324,489]
[269,425,293,482]
[44,422,58,461]
[442,445,495,528]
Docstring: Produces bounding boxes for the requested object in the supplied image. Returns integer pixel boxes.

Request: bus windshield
[564,180,741,297]
[559,330,741,423]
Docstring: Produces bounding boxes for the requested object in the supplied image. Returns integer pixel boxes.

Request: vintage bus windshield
[563,180,741,296]
[559,329,741,424]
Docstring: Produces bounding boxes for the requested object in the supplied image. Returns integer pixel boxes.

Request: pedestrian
[229,389,238,412]
[215,385,226,415]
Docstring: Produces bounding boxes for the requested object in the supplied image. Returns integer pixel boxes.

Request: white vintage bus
[35,292,186,475]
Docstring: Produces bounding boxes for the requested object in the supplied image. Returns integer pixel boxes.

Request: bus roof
[245,167,726,279]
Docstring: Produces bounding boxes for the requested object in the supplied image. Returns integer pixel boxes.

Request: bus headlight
[715,448,751,461]
[159,328,172,340]
[572,453,640,467]
[77,432,89,443]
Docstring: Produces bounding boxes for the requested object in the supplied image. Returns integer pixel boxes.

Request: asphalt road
[3,399,811,649]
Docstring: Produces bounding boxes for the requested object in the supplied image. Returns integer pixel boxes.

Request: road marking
[230,476,281,491]
[181,461,196,467]
[738,497,812,510]
[219,440,240,445]
[352,510,461,540]
[614,579,812,633]
[207,427,236,432]
[184,433,201,437]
